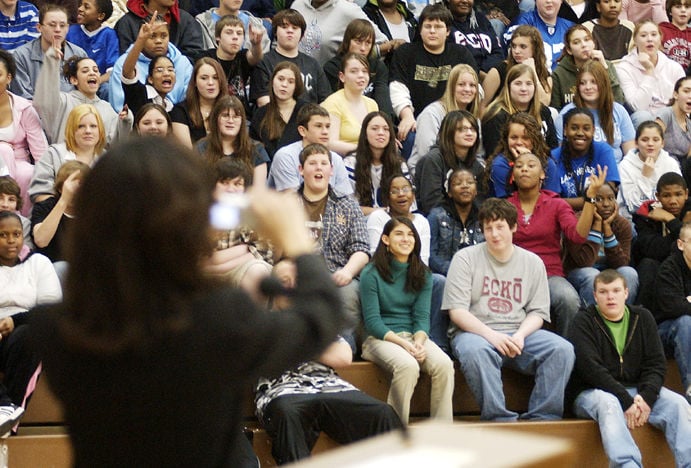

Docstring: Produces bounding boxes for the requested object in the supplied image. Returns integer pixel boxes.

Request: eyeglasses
[390,187,413,196]
[457,126,477,133]
[153,67,175,74]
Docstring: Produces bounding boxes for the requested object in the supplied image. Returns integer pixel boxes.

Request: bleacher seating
[6,359,685,467]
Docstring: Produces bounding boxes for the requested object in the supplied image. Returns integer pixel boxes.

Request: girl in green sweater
[360,216,454,424]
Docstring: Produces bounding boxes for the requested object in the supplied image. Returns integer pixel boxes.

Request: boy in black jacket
[654,222,691,403]
[632,172,691,309]
[569,269,691,467]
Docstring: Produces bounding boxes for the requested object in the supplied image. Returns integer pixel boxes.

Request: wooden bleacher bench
[8,359,685,467]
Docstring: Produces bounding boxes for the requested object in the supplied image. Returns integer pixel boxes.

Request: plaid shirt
[300,187,369,273]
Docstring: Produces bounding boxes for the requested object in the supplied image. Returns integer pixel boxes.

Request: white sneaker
[0,405,24,436]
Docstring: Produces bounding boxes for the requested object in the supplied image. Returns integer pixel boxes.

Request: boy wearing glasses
[10,4,86,99]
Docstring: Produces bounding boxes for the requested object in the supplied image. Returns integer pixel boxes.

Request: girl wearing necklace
[428,168,484,276]
[28,104,106,205]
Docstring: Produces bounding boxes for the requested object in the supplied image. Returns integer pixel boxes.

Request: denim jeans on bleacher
[451,329,574,421]
[548,276,581,337]
[659,316,691,393]
[574,387,691,468]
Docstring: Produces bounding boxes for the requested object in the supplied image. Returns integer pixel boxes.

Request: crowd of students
[0,0,690,465]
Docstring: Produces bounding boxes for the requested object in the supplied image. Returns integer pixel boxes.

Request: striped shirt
[0,1,39,52]
[255,349,357,419]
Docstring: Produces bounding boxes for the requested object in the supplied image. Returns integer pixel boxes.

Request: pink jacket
[508,190,586,277]
[3,92,48,164]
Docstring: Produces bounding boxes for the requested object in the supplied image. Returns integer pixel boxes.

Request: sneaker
[0,404,24,437]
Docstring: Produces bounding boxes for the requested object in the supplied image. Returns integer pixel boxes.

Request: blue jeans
[548,276,581,337]
[659,316,691,393]
[451,329,574,421]
[567,266,639,306]
[574,387,691,467]
[428,274,449,354]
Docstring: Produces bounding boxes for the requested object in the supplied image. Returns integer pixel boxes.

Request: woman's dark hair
[380,174,413,210]
[337,19,375,56]
[0,210,21,225]
[372,216,429,293]
[62,55,95,81]
[669,76,691,106]
[483,112,550,193]
[353,111,403,207]
[134,103,173,135]
[260,61,304,142]
[438,110,480,171]
[61,137,216,354]
[338,53,370,90]
[635,120,664,140]
[203,95,254,177]
[0,50,16,78]
[186,57,228,129]
[560,107,595,196]
[0,176,22,211]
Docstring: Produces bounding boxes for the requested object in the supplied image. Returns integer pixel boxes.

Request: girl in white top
[615,20,685,124]
[618,121,681,220]
[0,211,61,431]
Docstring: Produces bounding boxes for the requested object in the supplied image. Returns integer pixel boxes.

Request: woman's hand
[637,51,655,75]
[247,186,314,258]
[591,210,603,232]
[0,317,14,339]
[51,39,64,60]
[397,112,416,141]
[60,171,82,206]
[589,49,608,68]
[642,156,655,178]
[585,165,607,199]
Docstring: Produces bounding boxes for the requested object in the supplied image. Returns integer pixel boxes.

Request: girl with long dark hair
[196,95,269,185]
[360,216,454,424]
[345,111,408,216]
